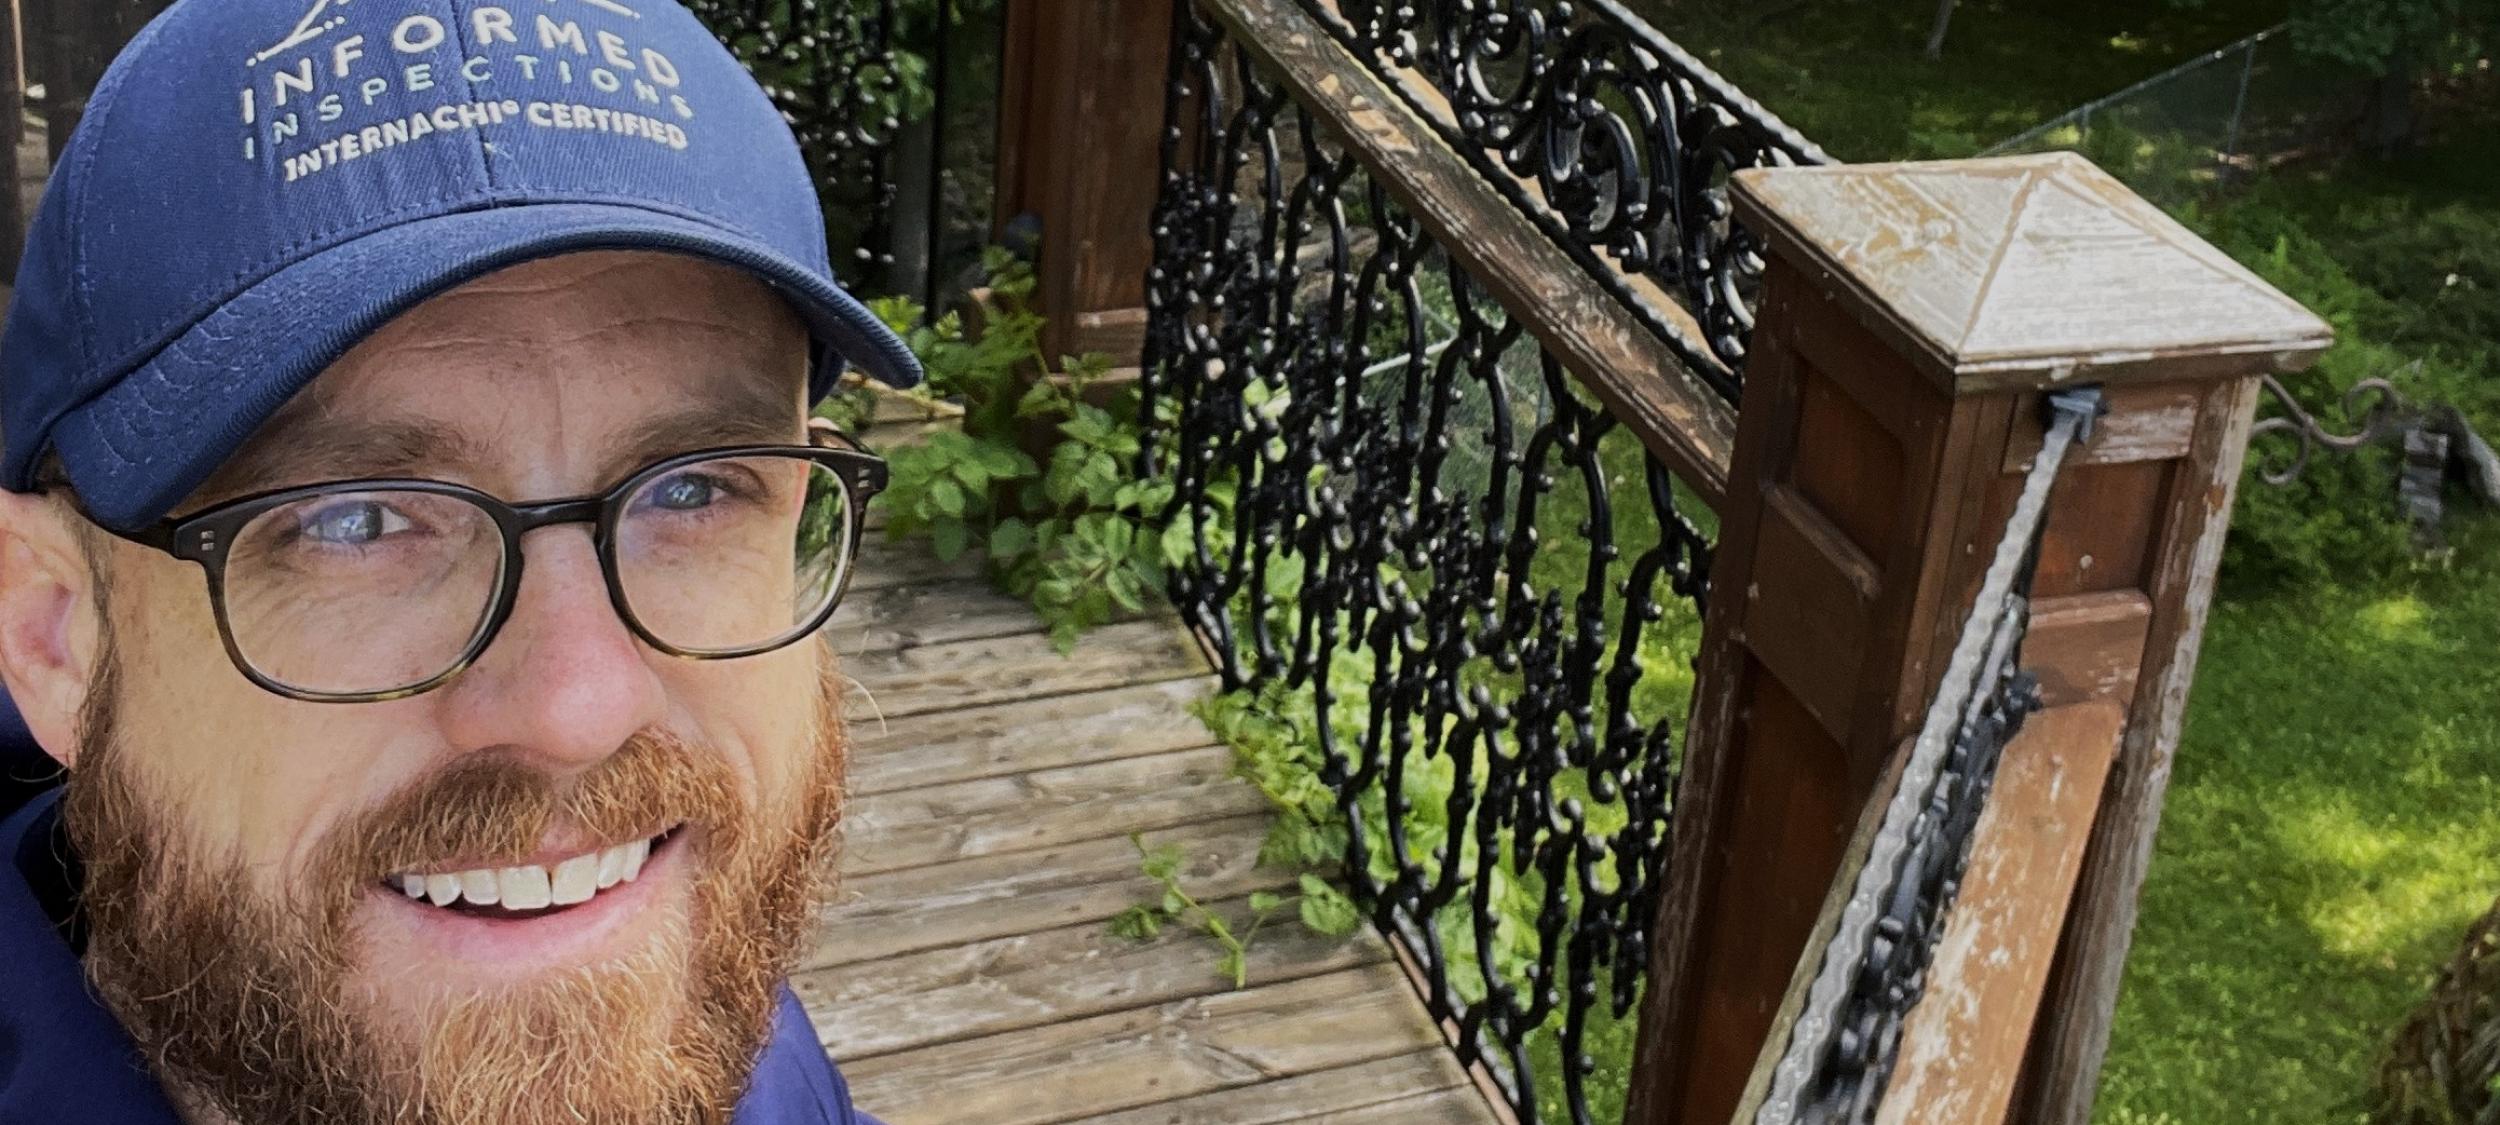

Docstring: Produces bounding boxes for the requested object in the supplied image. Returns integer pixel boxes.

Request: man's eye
[647,473,720,512]
[299,500,410,545]
[639,470,758,514]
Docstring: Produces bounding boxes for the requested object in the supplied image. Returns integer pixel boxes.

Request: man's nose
[434,526,666,772]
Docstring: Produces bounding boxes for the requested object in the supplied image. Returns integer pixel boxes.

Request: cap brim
[52,201,923,530]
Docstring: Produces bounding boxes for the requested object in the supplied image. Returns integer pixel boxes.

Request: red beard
[63,656,848,1125]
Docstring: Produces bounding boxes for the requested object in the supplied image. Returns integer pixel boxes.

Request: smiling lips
[390,829,673,914]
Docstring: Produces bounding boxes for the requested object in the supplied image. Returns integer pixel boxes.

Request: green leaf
[1108,905,1163,942]
[930,520,972,562]
[1296,875,1361,936]
[1044,464,1082,507]
[990,518,1034,560]
[1248,890,1284,915]
[1161,888,1186,915]
[978,442,1029,478]
[1218,947,1246,989]
[1161,516,1198,569]
[1015,382,1064,419]
[1105,568,1146,612]
[866,295,924,335]
[1139,841,1185,882]
[929,479,966,517]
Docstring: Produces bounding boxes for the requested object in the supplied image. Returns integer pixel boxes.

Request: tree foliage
[2283,0,2498,73]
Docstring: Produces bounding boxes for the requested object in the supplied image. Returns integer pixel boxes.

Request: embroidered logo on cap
[238,0,699,181]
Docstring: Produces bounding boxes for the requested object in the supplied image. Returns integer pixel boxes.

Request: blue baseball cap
[0,0,922,531]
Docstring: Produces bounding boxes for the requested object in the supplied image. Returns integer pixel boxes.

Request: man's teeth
[394,838,651,910]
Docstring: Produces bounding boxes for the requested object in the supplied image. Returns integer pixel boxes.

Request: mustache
[325,729,744,884]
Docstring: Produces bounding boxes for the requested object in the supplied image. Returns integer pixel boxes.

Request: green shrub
[2172,190,2500,592]
[864,250,1169,651]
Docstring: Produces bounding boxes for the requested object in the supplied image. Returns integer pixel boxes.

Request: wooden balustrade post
[1623,153,2332,1125]
[994,0,1171,368]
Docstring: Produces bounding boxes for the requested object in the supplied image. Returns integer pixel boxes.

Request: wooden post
[993,0,1171,367]
[1623,152,2331,1125]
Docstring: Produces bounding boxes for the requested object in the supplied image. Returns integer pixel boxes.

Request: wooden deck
[792,416,1504,1124]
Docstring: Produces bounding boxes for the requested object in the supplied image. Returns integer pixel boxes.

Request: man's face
[58,251,847,1124]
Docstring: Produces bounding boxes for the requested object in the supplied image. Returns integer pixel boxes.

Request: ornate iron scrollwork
[686,0,904,281]
[1795,660,2042,1122]
[2250,373,2412,487]
[1295,0,1832,396]
[1141,6,1715,1122]
[2251,370,2500,550]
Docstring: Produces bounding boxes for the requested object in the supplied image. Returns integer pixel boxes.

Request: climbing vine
[858,249,1176,652]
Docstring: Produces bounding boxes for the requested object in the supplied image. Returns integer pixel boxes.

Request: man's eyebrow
[191,418,490,509]
[598,382,809,485]
[187,376,805,512]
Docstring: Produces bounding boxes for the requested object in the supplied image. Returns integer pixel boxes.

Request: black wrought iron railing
[690,0,907,273]
[1295,0,1833,394]
[687,0,1002,310]
[1137,3,2098,1123]
[1141,3,1755,1121]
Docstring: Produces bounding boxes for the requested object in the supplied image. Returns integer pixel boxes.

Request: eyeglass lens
[217,453,855,697]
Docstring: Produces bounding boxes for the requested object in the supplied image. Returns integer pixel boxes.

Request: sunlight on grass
[2271,798,2499,960]
[2353,593,2428,639]
[2097,539,2500,1123]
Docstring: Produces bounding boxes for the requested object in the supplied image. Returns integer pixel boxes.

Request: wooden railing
[1128,4,2336,1125]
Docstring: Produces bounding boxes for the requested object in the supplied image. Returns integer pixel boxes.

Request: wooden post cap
[1731,152,2334,393]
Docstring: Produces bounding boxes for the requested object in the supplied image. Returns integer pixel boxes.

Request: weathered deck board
[808,812,1290,970]
[844,963,1446,1124]
[794,896,1386,1060]
[844,677,1217,796]
[1065,1050,1477,1124]
[838,744,1265,876]
[827,577,1066,655]
[839,616,1208,720]
[806,421,1496,1124]
[847,530,984,593]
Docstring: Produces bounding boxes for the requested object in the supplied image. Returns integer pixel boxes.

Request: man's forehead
[372,252,804,339]
[192,251,812,503]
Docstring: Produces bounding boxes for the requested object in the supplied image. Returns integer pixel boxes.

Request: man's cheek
[663,652,824,796]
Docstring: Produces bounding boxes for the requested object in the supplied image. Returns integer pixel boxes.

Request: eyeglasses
[93,426,888,703]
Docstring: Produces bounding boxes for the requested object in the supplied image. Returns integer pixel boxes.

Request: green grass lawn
[2100,534,2500,1124]
[1635,0,2288,161]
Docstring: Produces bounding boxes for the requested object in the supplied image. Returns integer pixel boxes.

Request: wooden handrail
[1193,0,1740,508]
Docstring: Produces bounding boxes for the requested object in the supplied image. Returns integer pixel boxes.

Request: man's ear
[0,488,105,769]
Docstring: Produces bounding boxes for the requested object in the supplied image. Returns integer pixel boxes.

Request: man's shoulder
[737,987,882,1125]
[0,790,188,1125]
